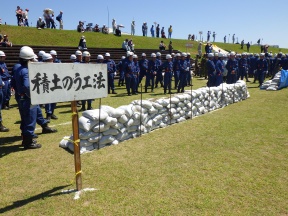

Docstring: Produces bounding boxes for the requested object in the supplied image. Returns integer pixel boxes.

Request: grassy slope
[0,25,287,215]
[1,25,288,56]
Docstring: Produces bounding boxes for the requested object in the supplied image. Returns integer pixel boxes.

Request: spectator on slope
[122,39,130,51]
[77,21,85,32]
[22,9,29,27]
[168,41,173,54]
[131,20,135,35]
[232,34,235,44]
[128,39,135,52]
[168,25,172,39]
[43,10,51,28]
[15,6,23,26]
[156,24,160,38]
[112,18,117,34]
[212,32,216,42]
[159,41,166,51]
[246,42,250,52]
[207,31,211,42]
[36,17,45,29]
[142,22,148,36]
[50,14,56,29]
[188,34,191,40]
[1,35,12,47]
[191,34,195,41]
[18,18,24,27]
[94,24,100,32]
[241,40,244,49]
[78,35,87,51]
[224,35,226,43]
[115,25,121,36]
[161,27,166,38]
[150,25,155,37]
[56,11,63,30]
[102,24,109,34]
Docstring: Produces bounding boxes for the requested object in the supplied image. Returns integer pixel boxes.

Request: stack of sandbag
[60,81,249,154]
[260,71,281,91]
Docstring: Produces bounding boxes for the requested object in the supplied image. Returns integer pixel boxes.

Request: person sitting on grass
[102,24,109,34]
[1,35,12,47]
[78,35,87,50]
[122,39,130,51]
[77,21,85,32]
[36,17,45,29]
[159,41,166,51]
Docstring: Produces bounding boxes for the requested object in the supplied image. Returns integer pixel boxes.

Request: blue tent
[278,70,288,90]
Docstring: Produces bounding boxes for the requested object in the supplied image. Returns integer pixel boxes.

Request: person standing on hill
[22,9,29,27]
[15,6,23,26]
[232,34,235,44]
[224,35,226,43]
[212,32,216,42]
[150,25,155,37]
[112,18,116,34]
[156,24,160,38]
[198,42,202,57]
[168,25,173,39]
[56,11,63,30]
[246,42,251,52]
[131,20,135,35]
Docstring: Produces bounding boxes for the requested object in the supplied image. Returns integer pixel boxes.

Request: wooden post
[71,101,82,191]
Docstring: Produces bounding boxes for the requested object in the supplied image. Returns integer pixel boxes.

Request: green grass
[1,77,288,215]
[1,25,287,57]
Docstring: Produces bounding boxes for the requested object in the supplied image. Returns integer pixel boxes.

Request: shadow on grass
[0,136,23,158]
[0,185,70,214]
[14,120,21,124]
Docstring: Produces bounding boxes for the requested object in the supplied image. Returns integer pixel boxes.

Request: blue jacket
[161,61,173,73]
[148,60,158,75]
[238,58,248,71]
[139,58,148,73]
[104,59,116,73]
[13,65,30,96]
[206,59,216,76]
[215,59,224,75]
[133,60,140,74]
[173,59,180,72]
[226,59,238,73]
[179,59,187,73]
[123,59,135,75]
[0,62,11,80]
[256,59,268,72]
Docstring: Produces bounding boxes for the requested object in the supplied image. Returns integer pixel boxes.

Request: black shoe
[112,91,117,94]
[128,93,132,96]
[87,106,93,110]
[51,114,58,120]
[42,124,57,133]
[24,142,42,149]
[0,123,9,132]
[33,134,39,138]
[246,80,251,82]
[23,137,41,149]
[79,108,86,112]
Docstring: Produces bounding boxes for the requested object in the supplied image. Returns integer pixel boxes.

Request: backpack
[56,15,61,22]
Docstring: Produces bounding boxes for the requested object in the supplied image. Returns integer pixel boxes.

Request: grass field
[0,77,287,215]
[0,25,288,215]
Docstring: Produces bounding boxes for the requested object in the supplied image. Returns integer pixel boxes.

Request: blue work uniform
[177,59,188,92]
[186,57,192,86]
[155,57,163,87]
[139,58,148,85]
[206,59,216,87]
[226,59,238,84]
[123,59,135,95]
[103,59,116,93]
[117,59,125,86]
[161,60,173,93]
[173,58,180,89]
[256,58,268,86]
[0,61,11,106]
[215,59,224,86]
[133,59,140,93]
[0,76,3,122]
[146,59,158,92]
[238,57,248,80]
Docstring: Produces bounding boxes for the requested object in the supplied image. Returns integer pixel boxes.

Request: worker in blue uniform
[155,52,163,88]
[138,53,148,87]
[0,51,12,110]
[117,56,126,86]
[80,51,93,110]
[206,53,216,87]
[132,54,140,94]
[215,53,224,86]
[74,50,82,63]
[50,50,62,63]
[256,53,268,87]
[238,53,250,81]
[123,52,135,96]
[104,53,117,94]
[186,53,192,86]
[11,60,56,137]
[145,53,158,93]
[226,52,238,84]
[0,74,9,132]
[177,52,188,93]
[173,53,181,89]
[161,54,173,94]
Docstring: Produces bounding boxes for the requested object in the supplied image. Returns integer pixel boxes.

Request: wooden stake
[71,101,82,191]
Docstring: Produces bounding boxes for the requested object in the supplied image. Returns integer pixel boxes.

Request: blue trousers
[0,89,2,122]
[227,72,237,84]
[164,72,172,92]
[174,71,180,88]
[155,71,163,86]
[19,97,37,138]
[45,103,56,115]
[178,72,187,92]
[215,75,223,86]
[258,70,265,85]
[125,74,133,94]
[2,80,10,104]
[145,73,155,89]
[118,71,125,85]
[187,71,192,85]
[81,100,92,109]
[108,73,115,91]
[238,68,247,80]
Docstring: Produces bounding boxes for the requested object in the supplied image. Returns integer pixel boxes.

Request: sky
[1,0,288,48]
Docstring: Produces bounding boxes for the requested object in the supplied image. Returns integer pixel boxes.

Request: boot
[5,101,12,110]
[42,123,57,134]
[112,90,117,94]
[22,136,41,149]
[145,87,148,93]
[87,106,93,110]
[51,113,58,120]
[0,122,9,132]
[79,105,86,112]
[46,113,51,122]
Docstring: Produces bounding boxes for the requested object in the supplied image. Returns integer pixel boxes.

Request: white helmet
[126,51,131,57]
[176,53,181,57]
[151,53,156,57]
[187,52,191,56]
[42,53,53,61]
[97,54,104,60]
[166,54,172,59]
[218,53,223,58]
[133,54,138,58]
[121,56,126,60]
[181,52,187,57]
[214,52,219,57]
[171,53,175,56]
[156,52,161,57]
[0,51,6,57]
[70,54,76,60]
[75,50,82,56]
[142,53,146,57]
[260,53,265,57]
[50,50,57,55]
[255,53,259,57]
[83,51,91,57]
[230,52,236,56]
[38,50,45,57]
[19,46,35,59]
[105,52,110,57]
[208,53,214,58]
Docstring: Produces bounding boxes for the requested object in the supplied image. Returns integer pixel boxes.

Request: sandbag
[103,128,119,136]
[82,109,108,121]
[79,116,98,132]
[99,135,115,145]
[88,134,102,143]
[92,122,110,132]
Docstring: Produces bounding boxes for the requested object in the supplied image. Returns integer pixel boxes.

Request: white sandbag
[178,102,185,107]
[132,100,153,109]
[99,135,115,145]
[88,134,102,143]
[177,117,186,123]
[82,109,108,121]
[116,131,129,141]
[152,102,163,110]
[127,118,134,127]
[79,130,97,139]
[175,94,186,101]
[171,97,180,104]
[103,116,117,126]
[79,116,99,132]
[92,122,110,132]
[169,108,176,115]
[80,139,94,147]
[80,145,95,154]
[132,112,141,120]
[118,104,133,117]
[159,122,167,128]
[111,140,119,145]
[173,113,180,119]
[118,114,128,124]
[103,128,119,136]
[111,122,123,129]
[127,125,138,133]
[148,106,158,114]
[59,136,71,148]
[147,119,153,128]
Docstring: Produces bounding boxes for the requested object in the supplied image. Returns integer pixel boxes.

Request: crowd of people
[194,49,285,88]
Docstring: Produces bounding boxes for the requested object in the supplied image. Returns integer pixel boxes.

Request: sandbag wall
[60,80,249,154]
